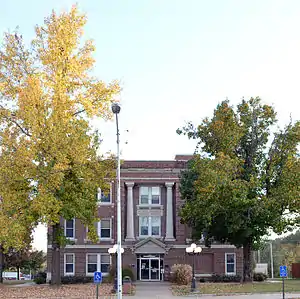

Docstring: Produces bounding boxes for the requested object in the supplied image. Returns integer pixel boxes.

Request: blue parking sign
[94,271,102,284]
[280,266,287,277]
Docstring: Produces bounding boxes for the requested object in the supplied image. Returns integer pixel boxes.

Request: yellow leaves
[0,4,118,249]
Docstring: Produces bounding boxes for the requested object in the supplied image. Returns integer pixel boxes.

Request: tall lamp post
[108,244,124,293]
[186,243,202,292]
[112,103,122,299]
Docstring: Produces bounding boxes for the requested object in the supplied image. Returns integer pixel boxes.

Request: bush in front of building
[170,264,192,285]
[33,272,47,284]
[253,272,268,282]
[211,273,242,283]
[108,266,135,282]
[60,276,93,284]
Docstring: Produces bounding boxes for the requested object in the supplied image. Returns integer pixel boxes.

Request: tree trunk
[17,266,20,280]
[243,242,253,282]
[0,245,3,283]
[51,223,61,286]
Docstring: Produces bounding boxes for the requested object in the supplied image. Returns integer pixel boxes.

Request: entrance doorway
[137,254,164,281]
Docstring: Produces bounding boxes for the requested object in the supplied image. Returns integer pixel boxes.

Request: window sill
[97,202,114,206]
[138,236,162,239]
[64,273,74,276]
[225,272,236,276]
[84,239,114,243]
[137,204,162,208]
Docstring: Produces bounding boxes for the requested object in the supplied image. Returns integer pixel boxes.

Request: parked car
[3,271,25,280]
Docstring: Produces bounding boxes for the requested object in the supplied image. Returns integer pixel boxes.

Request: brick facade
[47,155,243,281]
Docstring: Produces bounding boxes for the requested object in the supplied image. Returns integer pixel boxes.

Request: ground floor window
[225,253,236,275]
[64,253,75,276]
[86,253,111,276]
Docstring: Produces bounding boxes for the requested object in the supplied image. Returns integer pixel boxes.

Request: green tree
[21,250,46,275]
[0,5,119,285]
[177,98,300,281]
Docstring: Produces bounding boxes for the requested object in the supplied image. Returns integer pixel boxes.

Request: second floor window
[140,186,160,205]
[65,219,75,239]
[98,219,112,239]
[139,216,161,237]
[97,185,111,204]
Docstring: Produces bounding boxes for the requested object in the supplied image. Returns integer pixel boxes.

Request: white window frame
[86,253,111,276]
[97,183,112,205]
[64,253,75,276]
[64,219,75,240]
[139,216,161,237]
[97,219,112,240]
[139,186,161,205]
[225,253,236,275]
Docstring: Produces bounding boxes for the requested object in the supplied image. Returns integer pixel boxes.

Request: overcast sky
[1,0,300,251]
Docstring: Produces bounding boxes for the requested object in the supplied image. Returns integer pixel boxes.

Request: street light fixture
[186,243,202,292]
[111,102,122,299]
[108,244,124,293]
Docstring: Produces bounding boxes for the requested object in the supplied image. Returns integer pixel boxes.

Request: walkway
[133,281,173,298]
[133,282,300,298]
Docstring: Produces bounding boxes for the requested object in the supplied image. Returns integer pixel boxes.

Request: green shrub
[170,264,192,285]
[34,276,46,284]
[211,273,242,283]
[34,272,46,284]
[108,266,135,282]
[253,272,268,282]
[61,276,93,284]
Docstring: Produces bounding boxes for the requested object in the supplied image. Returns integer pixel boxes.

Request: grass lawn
[3,280,33,285]
[0,283,136,298]
[172,280,300,296]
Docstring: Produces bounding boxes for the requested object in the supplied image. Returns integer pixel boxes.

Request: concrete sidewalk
[133,281,173,298]
[133,282,300,298]
[179,294,300,299]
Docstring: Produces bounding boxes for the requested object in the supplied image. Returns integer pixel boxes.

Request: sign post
[279,266,287,299]
[94,271,102,299]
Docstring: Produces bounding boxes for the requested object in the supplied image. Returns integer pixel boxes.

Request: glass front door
[150,259,159,280]
[139,258,160,281]
[140,259,150,280]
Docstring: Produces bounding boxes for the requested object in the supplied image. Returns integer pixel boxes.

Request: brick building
[47,155,243,281]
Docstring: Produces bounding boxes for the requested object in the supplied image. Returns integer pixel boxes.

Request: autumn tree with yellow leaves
[0,6,120,285]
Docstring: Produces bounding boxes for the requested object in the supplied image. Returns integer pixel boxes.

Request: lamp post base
[191,277,196,292]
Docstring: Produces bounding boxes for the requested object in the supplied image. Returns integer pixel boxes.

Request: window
[225,253,236,275]
[101,254,110,273]
[151,216,160,236]
[97,184,112,204]
[139,216,161,237]
[86,254,111,276]
[65,219,75,239]
[98,219,112,239]
[64,254,75,276]
[87,254,97,273]
[139,186,161,205]
[139,216,149,236]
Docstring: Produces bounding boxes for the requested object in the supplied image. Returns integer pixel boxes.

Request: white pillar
[125,182,135,241]
[165,182,175,241]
